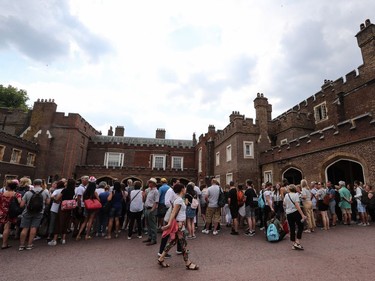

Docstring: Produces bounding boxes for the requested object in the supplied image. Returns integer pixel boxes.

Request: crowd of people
[1,175,374,265]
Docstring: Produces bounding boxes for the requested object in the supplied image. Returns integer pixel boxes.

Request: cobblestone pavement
[1,223,374,281]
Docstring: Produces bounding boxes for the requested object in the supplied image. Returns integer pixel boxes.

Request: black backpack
[217,188,226,207]
[27,190,44,214]
[8,195,23,219]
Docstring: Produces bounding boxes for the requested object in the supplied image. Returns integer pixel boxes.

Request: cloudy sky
[1,0,374,139]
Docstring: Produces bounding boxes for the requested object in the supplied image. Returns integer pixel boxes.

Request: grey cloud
[0,0,112,63]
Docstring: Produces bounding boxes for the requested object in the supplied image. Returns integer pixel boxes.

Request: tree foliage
[0,84,29,111]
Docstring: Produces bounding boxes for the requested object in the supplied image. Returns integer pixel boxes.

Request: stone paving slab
[1,224,374,281]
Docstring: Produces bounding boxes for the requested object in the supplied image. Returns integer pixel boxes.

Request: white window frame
[198,148,202,173]
[26,153,36,166]
[152,154,166,170]
[314,102,328,123]
[243,141,254,159]
[280,139,288,145]
[264,171,273,184]
[226,145,232,162]
[172,156,183,171]
[226,173,233,185]
[10,148,22,164]
[216,152,220,166]
[104,152,124,168]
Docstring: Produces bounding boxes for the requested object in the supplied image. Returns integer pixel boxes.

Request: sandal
[1,245,12,250]
[186,262,199,270]
[158,259,170,268]
[85,236,92,240]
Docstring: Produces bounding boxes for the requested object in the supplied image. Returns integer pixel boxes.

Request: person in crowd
[283,184,307,250]
[105,181,126,239]
[76,181,100,241]
[97,184,112,237]
[244,179,257,236]
[202,179,221,236]
[316,182,330,230]
[0,180,22,249]
[199,184,208,228]
[223,184,232,228]
[185,183,197,239]
[363,184,374,222]
[348,184,357,224]
[157,178,170,229]
[310,181,319,225]
[47,180,65,241]
[19,179,50,251]
[354,180,369,226]
[122,179,134,231]
[338,181,352,225]
[300,179,315,233]
[273,183,285,222]
[73,175,89,237]
[227,181,239,235]
[326,181,337,226]
[127,181,144,239]
[266,211,287,242]
[158,183,199,270]
[263,182,274,229]
[143,178,159,246]
[191,182,202,229]
[48,179,76,246]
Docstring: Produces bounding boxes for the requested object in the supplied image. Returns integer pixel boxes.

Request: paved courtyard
[1,224,374,281]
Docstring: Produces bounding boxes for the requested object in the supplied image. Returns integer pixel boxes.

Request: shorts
[20,212,43,228]
[318,200,329,212]
[186,206,196,218]
[230,206,239,218]
[205,207,221,224]
[357,202,366,213]
[109,206,122,218]
[329,201,336,214]
[245,206,256,218]
[341,208,352,215]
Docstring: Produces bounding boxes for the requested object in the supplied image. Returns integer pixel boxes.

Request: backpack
[27,190,44,214]
[258,191,265,209]
[237,190,245,207]
[8,195,23,219]
[323,191,331,206]
[217,189,226,208]
[266,223,279,242]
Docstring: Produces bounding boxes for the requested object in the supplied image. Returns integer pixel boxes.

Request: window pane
[154,156,164,169]
[172,157,182,169]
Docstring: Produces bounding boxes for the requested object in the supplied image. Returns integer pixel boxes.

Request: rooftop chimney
[115,126,124,137]
[156,128,166,139]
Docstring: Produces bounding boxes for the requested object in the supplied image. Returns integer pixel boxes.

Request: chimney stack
[115,126,124,137]
[156,128,166,139]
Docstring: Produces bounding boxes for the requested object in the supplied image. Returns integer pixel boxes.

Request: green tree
[0,84,29,111]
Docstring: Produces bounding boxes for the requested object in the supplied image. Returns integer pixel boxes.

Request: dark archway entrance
[282,168,303,185]
[326,160,364,186]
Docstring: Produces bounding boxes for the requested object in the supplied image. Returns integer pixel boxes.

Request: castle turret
[254,93,271,150]
[356,19,375,69]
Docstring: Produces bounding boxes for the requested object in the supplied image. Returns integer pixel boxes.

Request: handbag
[61,199,77,211]
[84,199,102,210]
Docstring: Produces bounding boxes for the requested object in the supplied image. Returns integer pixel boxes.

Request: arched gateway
[326,159,365,185]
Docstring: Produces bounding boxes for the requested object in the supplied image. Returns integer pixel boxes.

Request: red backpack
[237,190,245,207]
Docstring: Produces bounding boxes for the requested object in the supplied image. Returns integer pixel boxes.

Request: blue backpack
[258,191,265,209]
[266,223,279,242]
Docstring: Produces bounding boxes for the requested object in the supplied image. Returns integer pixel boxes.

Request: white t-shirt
[129,190,143,212]
[284,192,300,215]
[50,188,63,213]
[311,188,317,208]
[207,184,220,208]
[164,188,177,209]
[263,190,273,206]
[173,196,186,222]
[75,184,87,207]
[301,188,312,202]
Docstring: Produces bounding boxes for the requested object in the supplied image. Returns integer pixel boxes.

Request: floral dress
[0,192,22,224]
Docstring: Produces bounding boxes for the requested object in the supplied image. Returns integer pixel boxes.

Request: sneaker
[357,223,363,226]
[18,246,25,251]
[137,235,142,239]
[292,243,304,250]
[244,232,251,237]
[127,236,132,240]
[33,236,41,241]
[366,223,370,226]
[176,250,182,255]
[61,240,66,245]
[249,231,255,237]
[259,227,265,231]
[191,235,197,239]
[201,229,209,234]
[304,229,311,233]
[213,230,218,235]
[48,240,57,246]
[26,245,33,250]
[158,253,172,259]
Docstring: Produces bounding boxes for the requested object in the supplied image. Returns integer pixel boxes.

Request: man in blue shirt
[157,178,170,228]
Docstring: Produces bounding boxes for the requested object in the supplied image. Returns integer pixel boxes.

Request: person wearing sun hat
[143,178,159,246]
